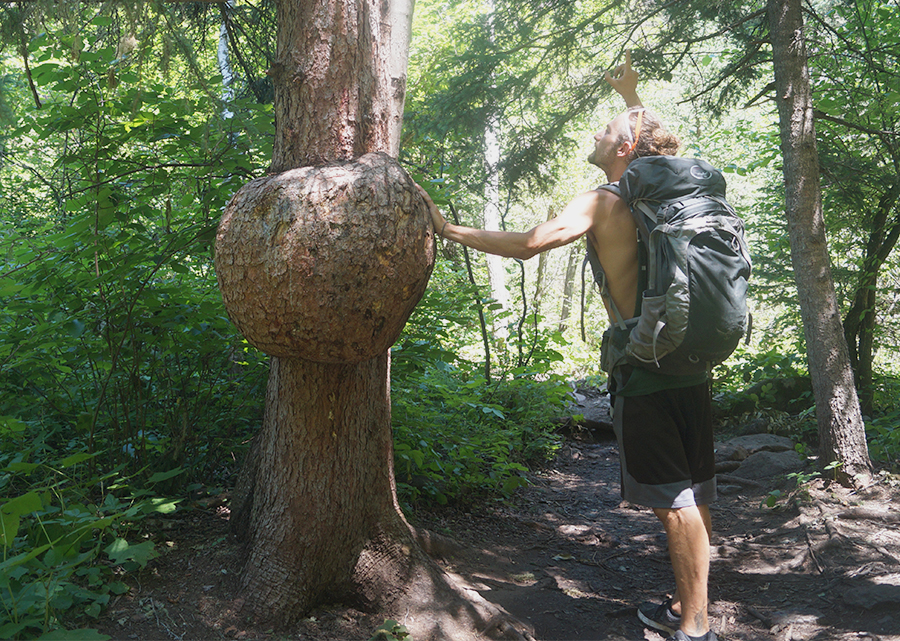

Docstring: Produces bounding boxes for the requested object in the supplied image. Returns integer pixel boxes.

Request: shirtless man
[416,55,718,641]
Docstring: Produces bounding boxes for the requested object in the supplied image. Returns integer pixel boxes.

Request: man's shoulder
[584,184,629,218]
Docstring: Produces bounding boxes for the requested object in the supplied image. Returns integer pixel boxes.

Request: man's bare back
[586,189,640,323]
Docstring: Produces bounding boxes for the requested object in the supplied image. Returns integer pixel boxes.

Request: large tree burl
[215,152,435,363]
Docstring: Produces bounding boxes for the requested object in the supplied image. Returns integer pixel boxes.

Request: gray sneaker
[637,597,681,634]
[666,631,718,641]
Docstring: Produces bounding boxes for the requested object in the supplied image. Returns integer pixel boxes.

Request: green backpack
[586,155,752,376]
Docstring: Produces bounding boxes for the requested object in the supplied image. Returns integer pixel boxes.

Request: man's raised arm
[605,50,643,108]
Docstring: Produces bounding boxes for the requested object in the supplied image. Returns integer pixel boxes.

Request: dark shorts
[611,371,716,509]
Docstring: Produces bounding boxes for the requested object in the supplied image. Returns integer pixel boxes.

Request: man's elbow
[511,245,540,260]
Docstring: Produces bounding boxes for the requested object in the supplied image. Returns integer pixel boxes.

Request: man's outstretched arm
[417,185,606,260]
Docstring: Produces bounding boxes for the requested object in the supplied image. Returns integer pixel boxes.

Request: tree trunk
[270,0,411,171]
[217,0,236,122]
[767,0,872,480]
[842,182,900,416]
[215,0,531,637]
[558,243,579,334]
[533,207,554,318]
[484,116,510,339]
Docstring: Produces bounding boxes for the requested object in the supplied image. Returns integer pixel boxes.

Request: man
[416,53,718,641]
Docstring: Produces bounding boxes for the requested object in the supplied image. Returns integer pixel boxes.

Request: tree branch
[813,110,898,138]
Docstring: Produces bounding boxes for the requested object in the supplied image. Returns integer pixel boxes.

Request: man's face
[587,113,629,170]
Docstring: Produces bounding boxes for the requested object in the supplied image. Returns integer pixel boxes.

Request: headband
[627,108,646,145]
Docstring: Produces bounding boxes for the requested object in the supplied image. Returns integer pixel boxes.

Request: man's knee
[652,504,709,535]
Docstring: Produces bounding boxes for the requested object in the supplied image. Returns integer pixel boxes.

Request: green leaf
[0,512,20,547]
[147,467,184,484]
[66,319,86,338]
[105,538,158,567]
[1,491,43,517]
[0,623,28,638]
[58,452,96,468]
[144,498,180,514]
[109,581,129,595]
[36,629,111,641]
[0,416,27,434]
[5,462,40,474]
[0,543,53,573]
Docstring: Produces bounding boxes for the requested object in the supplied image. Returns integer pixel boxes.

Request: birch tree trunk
[217,0,236,122]
[767,0,872,481]
[484,117,510,339]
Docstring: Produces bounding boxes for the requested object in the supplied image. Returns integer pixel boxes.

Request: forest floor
[95,393,900,641]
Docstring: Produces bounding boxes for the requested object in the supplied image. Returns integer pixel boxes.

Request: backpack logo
[690,165,712,181]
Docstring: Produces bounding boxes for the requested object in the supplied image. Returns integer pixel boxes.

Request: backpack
[586,155,752,376]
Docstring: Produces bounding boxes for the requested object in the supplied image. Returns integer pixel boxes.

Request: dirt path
[99,432,900,641]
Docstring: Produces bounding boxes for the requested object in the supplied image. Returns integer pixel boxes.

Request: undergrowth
[0,416,180,640]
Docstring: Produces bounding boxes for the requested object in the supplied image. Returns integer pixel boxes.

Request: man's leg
[653,504,711,637]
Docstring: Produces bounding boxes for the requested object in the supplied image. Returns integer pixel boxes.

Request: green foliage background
[0,0,898,637]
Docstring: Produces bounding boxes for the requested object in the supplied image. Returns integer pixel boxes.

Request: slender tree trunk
[217,0,236,122]
[843,182,900,416]
[533,207,554,318]
[484,120,510,339]
[481,0,509,340]
[558,243,579,334]
[767,0,871,480]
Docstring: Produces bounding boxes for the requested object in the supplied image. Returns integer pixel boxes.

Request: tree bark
[484,116,510,339]
[558,243,579,334]
[215,0,532,637]
[270,0,410,171]
[767,0,871,480]
[842,182,900,415]
[532,207,554,319]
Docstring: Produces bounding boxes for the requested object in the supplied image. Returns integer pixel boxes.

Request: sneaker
[666,631,718,641]
[637,597,681,634]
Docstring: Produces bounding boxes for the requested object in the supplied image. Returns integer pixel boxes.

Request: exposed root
[372,533,537,641]
[837,507,900,523]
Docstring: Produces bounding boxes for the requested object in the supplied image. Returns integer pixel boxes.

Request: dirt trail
[100,431,900,641]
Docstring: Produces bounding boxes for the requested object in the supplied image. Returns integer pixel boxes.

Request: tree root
[837,507,900,523]
[365,525,537,641]
[716,473,766,489]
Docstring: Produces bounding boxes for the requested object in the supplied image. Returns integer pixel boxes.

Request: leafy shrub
[711,346,809,413]
[866,408,900,467]
[0,26,272,485]
[0,416,179,640]
[392,296,569,509]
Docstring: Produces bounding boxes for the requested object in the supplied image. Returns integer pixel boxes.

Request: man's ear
[616,141,635,158]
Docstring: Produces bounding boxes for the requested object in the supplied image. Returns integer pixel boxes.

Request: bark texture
[215,153,433,362]
[767,0,872,479]
[215,1,533,637]
[270,0,410,171]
